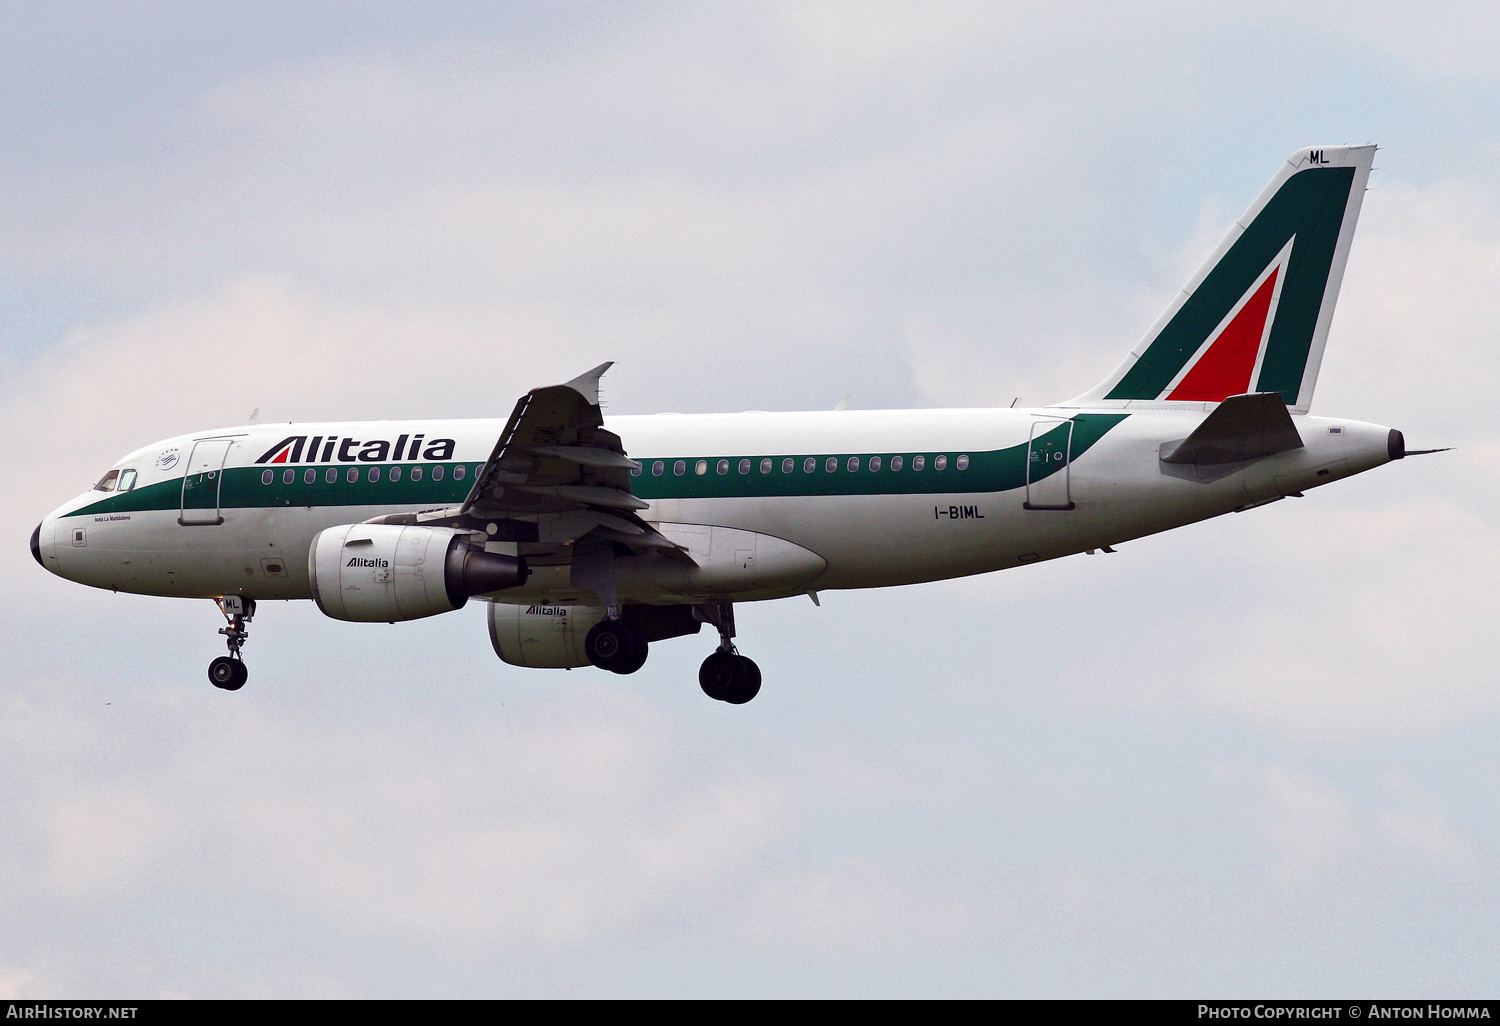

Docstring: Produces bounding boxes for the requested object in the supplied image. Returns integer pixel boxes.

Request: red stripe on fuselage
[1166,267,1279,402]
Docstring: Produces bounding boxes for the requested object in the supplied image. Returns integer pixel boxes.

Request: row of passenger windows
[259,464,475,486]
[632,454,970,478]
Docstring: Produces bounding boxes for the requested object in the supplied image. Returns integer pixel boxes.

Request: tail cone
[1388,429,1406,461]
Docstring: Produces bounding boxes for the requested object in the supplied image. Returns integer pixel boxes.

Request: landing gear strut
[695,601,760,704]
[209,595,254,691]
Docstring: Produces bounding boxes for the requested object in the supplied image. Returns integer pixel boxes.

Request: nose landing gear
[695,601,761,704]
[209,595,254,691]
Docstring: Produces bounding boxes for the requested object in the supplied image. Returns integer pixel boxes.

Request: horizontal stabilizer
[1160,392,1304,465]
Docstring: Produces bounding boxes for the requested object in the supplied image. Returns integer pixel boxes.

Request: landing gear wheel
[699,651,737,701]
[585,620,648,675]
[613,638,649,675]
[209,656,248,691]
[735,656,762,704]
[699,652,761,704]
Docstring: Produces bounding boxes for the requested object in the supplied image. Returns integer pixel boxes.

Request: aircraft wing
[369,363,683,555]
[460,362,645,517]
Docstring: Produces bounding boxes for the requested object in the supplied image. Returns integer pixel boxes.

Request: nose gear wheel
[208,655,248,690]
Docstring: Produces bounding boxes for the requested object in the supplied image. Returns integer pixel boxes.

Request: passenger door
[179,438,235,525]
[1024,418,1075,510]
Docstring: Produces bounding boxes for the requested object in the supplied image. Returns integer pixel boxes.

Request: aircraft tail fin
[1064,145,1375,414]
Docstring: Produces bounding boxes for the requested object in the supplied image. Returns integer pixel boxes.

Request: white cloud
[1253,762,1478,887]
[1258,766,1359,880]
[740,861,968,948]
[0,681,789,967]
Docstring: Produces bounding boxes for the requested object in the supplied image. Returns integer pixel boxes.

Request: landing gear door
[1024,418,1075,511]
[180,438,234,525]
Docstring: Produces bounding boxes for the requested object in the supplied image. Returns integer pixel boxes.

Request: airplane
[31,145,1437,705]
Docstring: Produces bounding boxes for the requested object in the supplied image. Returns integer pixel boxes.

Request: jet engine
[309,524,528,622]
[488,602,702,668]
[488,602,607,668]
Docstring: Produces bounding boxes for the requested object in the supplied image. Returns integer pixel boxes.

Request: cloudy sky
[3,1,1498,998]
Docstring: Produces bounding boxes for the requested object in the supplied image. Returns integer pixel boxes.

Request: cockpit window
[93,470,120,492]
[117,469,138,492]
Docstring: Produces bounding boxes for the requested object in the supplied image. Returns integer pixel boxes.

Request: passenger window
[912,455,925,471]
[891,456,904,472]
[695,460,708,475]
[717,459,729,475]
[630,466,642,477]
[761,458,773,474]
[803,458,816,473]
[454,465,466,481]
[304,468,316,484]
[94,470,120,492]
[869,456,882,472]
[825,457,837,473]
[847,457,859,472]
[346,467,359,483]
[389,466,402,482]
[283,469,295,484]
[739,459,751,475]
[411,466,423,481]
[117,469,137,491]
[934,455,947,471]
[652,461,664,476]
[674,460,686,476]
[368,467,380,482]
[432,465,444,481]
[782,458,795,474]
[956,454,970,470]
[326,468,338,484]
[261,470,274,485]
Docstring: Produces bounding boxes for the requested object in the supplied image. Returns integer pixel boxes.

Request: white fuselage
[34,406,1395,607]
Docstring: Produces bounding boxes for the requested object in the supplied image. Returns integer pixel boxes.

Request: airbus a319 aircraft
[33,146,1431,704]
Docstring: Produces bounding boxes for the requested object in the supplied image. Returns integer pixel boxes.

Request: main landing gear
[209,595,254,691]
[584,618,649,675]
[695,601,760,705]
[582,601,762,704]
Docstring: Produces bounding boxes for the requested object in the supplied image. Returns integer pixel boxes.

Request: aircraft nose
[31,521,43,567]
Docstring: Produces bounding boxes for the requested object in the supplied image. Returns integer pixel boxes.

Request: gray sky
[2,1,1497,997]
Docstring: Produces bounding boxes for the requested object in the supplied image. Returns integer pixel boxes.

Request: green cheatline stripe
[1107,166,1355,404]
[67,463,485,519]
[631,414,1126,499]
[63,414,1128,517]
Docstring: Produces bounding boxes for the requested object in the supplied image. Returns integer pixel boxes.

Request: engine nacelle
[309,524,528,623]
[488,602,606,668]
[488,602,704,668]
